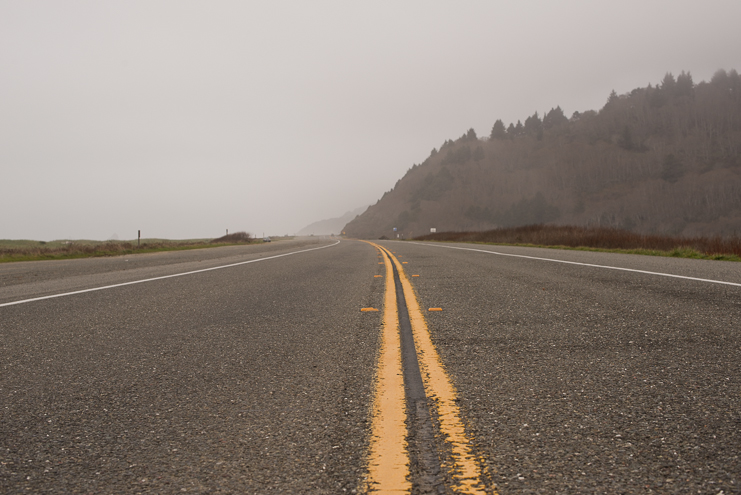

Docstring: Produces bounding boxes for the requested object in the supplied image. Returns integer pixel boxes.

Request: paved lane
[0,239,343,305]
[3,238,740,493]
[1,239,383,493]
[380,241,741,494]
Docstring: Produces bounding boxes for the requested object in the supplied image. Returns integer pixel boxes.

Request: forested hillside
[344,69,741,239]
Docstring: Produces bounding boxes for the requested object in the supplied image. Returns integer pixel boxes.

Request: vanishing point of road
[1,238,739,493]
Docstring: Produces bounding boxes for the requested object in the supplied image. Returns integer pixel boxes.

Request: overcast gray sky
[2,1,740,240]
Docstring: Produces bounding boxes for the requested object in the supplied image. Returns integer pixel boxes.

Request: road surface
[1,238,739,493]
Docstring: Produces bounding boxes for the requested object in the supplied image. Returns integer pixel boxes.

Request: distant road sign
[430,228,436,233]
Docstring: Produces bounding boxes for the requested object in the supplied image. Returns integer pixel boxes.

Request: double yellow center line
[365,243,493,494]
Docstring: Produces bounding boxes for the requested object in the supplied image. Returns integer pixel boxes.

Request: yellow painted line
[361,307,379,312]
[428,308,442,312]
[365,244,410,493]
[384,249,491,495]
[402,262,408,264]
[374,275,383,278]
[412,275,420,277]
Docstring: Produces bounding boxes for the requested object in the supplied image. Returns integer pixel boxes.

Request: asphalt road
[1,238,740,493]
[1,239,383,493]
[387,241,741,494]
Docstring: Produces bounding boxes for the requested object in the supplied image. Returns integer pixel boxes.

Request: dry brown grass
[1,241,137,259]
[0,234,255,263]
[414,224,741,259]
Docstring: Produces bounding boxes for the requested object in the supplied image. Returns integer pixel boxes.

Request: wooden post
[138,230,140,247]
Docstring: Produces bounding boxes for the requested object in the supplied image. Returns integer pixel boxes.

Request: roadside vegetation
[0,232,260,263]
[413,225,741,261]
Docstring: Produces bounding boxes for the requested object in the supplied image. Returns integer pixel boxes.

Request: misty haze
[2,2,741,494]
[2,1,740,242]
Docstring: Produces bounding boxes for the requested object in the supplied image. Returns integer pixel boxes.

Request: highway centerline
[366,242,491,494]
[366,245,410,493]
[408,241,741,287]
[389,246,444,492]
[0,241,341,308]
[384,246,489,494]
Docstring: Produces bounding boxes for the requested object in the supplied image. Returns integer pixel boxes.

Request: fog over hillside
[2,2,740,241]
[344,70,741,239]
[297,206,367,236]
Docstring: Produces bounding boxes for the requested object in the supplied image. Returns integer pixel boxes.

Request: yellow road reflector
[428,308,442,311]
[374,275,383,278]
[402,261,408,264]
[378,262,384,264]
[412,275,420,277]
[361,307,379,312]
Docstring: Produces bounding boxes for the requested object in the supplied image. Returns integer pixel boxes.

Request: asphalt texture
[2,238,740,493]
[380,241,741,494]
[1,239,383,493]
[389,254,446,494]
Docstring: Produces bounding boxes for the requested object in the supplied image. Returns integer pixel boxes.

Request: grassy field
[413,225,741,261]
[0,232,263,263]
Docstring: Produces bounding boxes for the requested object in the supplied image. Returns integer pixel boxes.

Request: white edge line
[0,240,341,308]
[407,241,741,287]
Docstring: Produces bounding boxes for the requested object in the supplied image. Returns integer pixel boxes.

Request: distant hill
[297,206,368,236]
[344,69,741,239]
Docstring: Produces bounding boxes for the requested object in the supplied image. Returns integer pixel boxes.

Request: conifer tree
[524,112,543,139]
[676,71,694,98]
[490,119,507,139]
[606,90,619,107]
[543,106,568,128]
[514,120,524,136]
